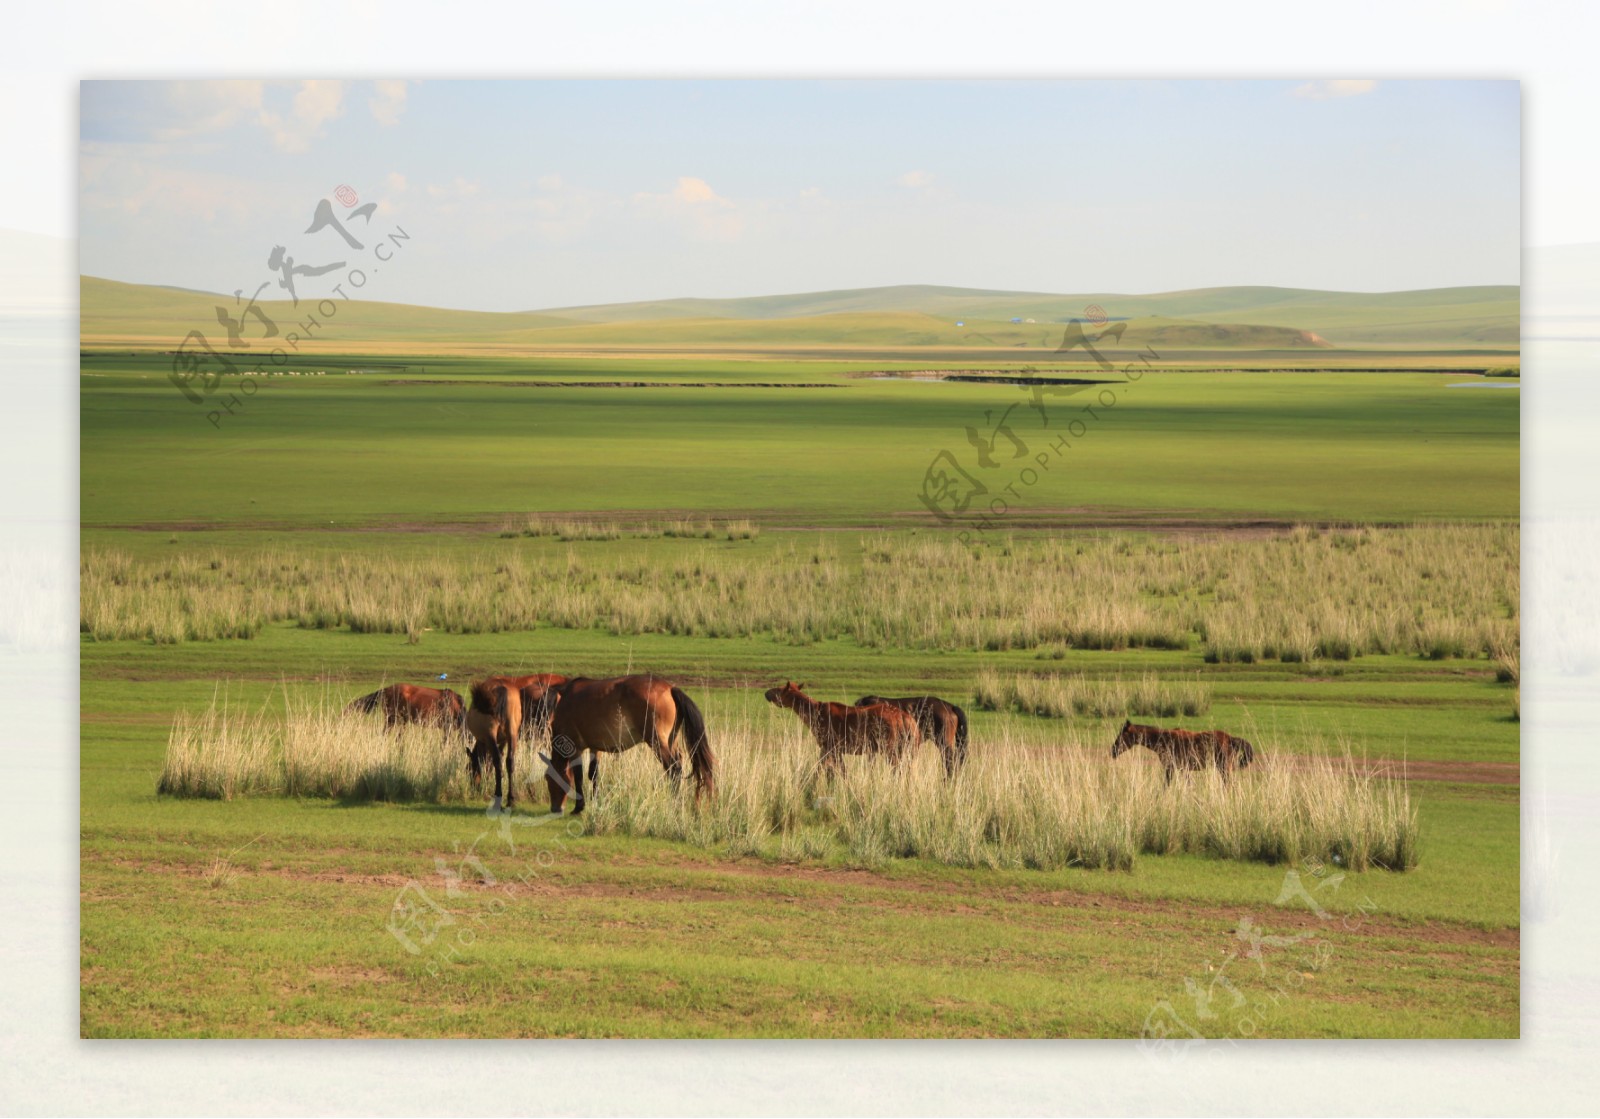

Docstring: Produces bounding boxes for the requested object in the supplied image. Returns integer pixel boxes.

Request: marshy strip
[850,369,1114,385]
[380,379,843,388]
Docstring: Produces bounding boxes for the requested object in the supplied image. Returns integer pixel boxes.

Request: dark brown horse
[855,693,969,776]
[1111,720,1256,783]
[544,675,714,814]
[466,679,523,810]
[346,683,467,734]
[766,682,920,774]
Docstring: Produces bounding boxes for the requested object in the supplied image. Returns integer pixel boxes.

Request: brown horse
[766,682,920,774]
[497,671,600,792]
[855,693,969,776]
[544,675,714,814]
[346,683,467,732]
[1111,720,1256,783]
[466,679,523,810]
[498,673,568,745]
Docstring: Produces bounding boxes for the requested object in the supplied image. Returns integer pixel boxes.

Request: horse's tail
[438,689,466,734]
[494,682,517,741]
[346,689,383,715]
[951,702,970,769]
[670,686,715,799]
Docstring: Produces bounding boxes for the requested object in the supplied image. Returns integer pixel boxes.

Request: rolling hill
[79,275,1517,353]
[531,282,1518,346]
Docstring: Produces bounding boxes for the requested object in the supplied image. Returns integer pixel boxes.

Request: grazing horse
[1110,720,1256,783]
[765,682,920,775]
[346,683,466,734]
[498,673,569,745]
[855,693,969,776]
[544,675,714,814]
[466,679,523,811]
[499,671,600,794]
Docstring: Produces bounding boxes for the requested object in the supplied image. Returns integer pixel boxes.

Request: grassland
[79,311,1519,1037]
[81,353,1518,525]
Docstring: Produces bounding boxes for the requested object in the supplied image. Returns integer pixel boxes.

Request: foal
[765,681,920,774]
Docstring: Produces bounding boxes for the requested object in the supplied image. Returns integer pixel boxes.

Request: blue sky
[78,79,1519,311]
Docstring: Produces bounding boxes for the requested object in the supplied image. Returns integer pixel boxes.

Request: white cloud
[78,141,276,224]
[386,171,407,194]
[632,177,742,240]
[1292,79,1380,101]
[368,80,408,127]
[672,176,729,205]
[151,81,267,142]
[426,176,479,199]
[258,80,347,153]
[897,169,934,189]
[536,174,564,192]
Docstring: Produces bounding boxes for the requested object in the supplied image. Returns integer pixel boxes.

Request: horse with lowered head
[854,693,968,776]
[543,675,714,814]
[466,678,522,811]
[1111,719,1256,783]
[346,683,466,734]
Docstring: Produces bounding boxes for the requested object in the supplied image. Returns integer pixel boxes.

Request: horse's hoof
[487,796,503,815]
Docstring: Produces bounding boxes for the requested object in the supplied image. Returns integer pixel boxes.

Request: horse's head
[764,681,808,709]
[1111,718,1135,758]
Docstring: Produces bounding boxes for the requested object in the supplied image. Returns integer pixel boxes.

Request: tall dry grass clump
[575,712,1417,874]
[159,689,484,802]
[83,523,1516,666]
[159,694,1417,872]
[974,670,1210,719]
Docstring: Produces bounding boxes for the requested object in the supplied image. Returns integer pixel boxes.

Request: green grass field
[81,353,1518,525]
[79,307,1519,1037]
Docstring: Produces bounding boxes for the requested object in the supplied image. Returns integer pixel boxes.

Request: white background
[4,2,1595,1114]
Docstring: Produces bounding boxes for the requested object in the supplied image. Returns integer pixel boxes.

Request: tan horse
[466,679,523,810]
[1111,719,1256,783]
[765,682,920,774]
[544,675,714,814]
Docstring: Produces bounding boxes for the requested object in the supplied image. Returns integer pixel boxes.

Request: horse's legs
[1163,762,1175,786]
[649,731,684,790]
[937,715,958,778]
[503,728,516,807]
[490,742,506,811]
[817,748,840,784]
[568,753,586,814]
[546,734,578,813]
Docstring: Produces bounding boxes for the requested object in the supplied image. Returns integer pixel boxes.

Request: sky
[77,79,1520,312]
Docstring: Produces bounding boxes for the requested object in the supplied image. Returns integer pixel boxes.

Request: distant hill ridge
[78,275,1519,350]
